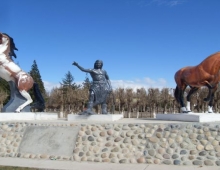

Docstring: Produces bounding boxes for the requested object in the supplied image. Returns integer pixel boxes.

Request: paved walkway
[0,157,219,170]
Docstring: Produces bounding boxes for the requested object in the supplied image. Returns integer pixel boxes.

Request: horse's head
[0,33,18,59]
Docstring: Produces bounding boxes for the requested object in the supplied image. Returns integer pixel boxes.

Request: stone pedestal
[67,114,123,121]
[2,81,31,112]
[156,113,220,122]
[0,112,58,121]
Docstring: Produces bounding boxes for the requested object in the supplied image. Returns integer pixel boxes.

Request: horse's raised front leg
[15,90,33,113]
[186,87,199,112]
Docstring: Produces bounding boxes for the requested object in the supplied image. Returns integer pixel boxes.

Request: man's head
[94,60,103,69]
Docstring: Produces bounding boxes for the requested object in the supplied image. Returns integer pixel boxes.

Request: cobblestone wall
[0,121,220,166]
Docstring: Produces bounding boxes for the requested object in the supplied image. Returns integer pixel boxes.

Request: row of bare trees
[45,85,220,118]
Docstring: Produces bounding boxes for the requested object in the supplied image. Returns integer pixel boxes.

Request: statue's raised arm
[72,61,92,73]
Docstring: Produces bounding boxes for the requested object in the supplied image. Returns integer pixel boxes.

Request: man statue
[72,60,112,115]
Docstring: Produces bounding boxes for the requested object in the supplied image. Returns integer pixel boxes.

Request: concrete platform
[0,157,218,170]
[0,112,58,121]
[156,113,220,122]
[67,114,123,121]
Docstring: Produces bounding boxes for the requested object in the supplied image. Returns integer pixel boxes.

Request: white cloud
[44,77,169,93]
[151,0,185,6]
[43,81,60,92]
[111,77,168,91]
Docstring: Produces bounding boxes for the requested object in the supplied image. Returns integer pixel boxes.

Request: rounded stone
[117,153,124,159]
[105,142,111,147]
[170,143,176,148]
[200,140,208,146]
[199,151,207,156]
[149,137,159,143]
[148,149,155,156]
[181,156,187,161]
[100,131,106,137]
[111,147,119,152]
[94,158,101,162]
[40,154,48,159]
[131,139,139,145]
[79,152,84,157]
[92,132,99,137]
[156,132,162,138]
[126,131,132,137]
[190,150,197,155]
[180,150,187,155]
[163,154,170,159]
[102,148,108,152]
[102,158,110,162]
[205,144,214,151]
[215,146,220,152]
[123,138,130,143]
[212,140,219,146]
[207,156,215,160]
[101,153,108,158]
[216,161,220,166]
[109,153,115,158]
[155,154,163,160]
[73,148,79,154]
[204,160,214,166]
[193,160,202,165]
[93,146,100,153]
[162,160,171,165]
[111,158,118,163]
[172,154,179,159]
[114,127,120,131]
[154,159,160,164]
[166,148,173,154]
[175,136,183,143]
[119,159,127,164]
[137,157,145,163]
[122,126,130,130]
[158,148,165,154]
[160,142,168,148]
[197,145,204,151]
[85,130,91,135]
[119,132,125,138]
[114,137,122,142]
[88,136,94,141]
[107,129,113,136]
[188,155,194,160]
[174,160,181,165]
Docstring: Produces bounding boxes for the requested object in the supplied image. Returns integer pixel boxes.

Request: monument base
[0,112,58,121]
[68,114,123,121]
[156,113,220,122]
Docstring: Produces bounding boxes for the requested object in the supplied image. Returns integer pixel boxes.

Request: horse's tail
[32,82,45,111]
[174,86,179,103]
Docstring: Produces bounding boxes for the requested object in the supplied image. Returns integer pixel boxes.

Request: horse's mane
[2,33,18,59]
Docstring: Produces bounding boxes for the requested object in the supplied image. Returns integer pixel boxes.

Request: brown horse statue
[174,52,220,113]
[0,32,45,112]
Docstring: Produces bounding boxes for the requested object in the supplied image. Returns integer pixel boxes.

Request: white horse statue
[0,32,45,112]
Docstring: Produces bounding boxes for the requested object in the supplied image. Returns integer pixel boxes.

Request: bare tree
[125,88,133,118]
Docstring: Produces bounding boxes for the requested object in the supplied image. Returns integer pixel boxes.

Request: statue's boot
[80,102,96,115]
[101,104,108,114]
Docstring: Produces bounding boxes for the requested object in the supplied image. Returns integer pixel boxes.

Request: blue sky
[1,0,220,92]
